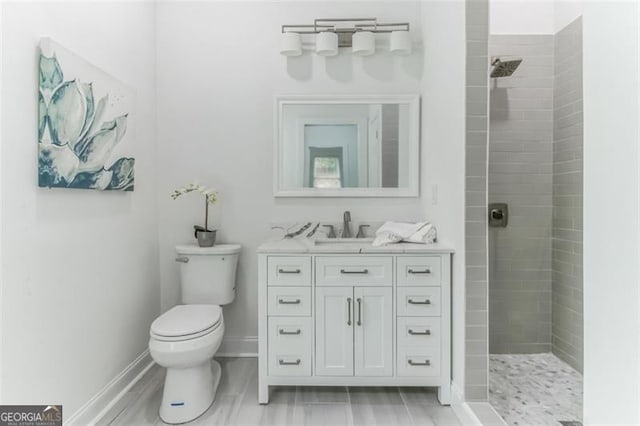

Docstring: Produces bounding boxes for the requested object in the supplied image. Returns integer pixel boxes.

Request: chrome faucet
[341,211,352,238]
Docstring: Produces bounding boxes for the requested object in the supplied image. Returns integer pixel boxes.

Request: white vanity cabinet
[316,285,393,377]
[258,241,453,406]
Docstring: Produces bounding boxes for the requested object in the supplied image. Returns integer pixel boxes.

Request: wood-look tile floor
[98,357,462,426]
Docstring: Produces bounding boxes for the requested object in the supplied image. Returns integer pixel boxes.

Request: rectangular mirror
[274,95,420,197]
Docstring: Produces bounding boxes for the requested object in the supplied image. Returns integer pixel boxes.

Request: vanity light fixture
[352,31,375,56]
[280,18,411,57]
[316,31,339,56]
[390,30,412,55]
[280,31,302,56]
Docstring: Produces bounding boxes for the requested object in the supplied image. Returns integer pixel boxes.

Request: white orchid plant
[171,182,218,234]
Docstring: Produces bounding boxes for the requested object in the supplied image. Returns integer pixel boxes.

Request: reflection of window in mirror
[304,124,358,188]
[308,147,344,188]
[313,157,342,188]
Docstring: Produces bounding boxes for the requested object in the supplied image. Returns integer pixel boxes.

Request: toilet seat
[150,304,222,342]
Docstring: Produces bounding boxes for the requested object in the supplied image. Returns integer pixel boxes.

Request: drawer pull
[278,268,301,274]
[278,298,301,305]
[408,268,431,274]
[175,257,189,263]
[279,359,301,366]
[408,329,431,336]
[408,359,431,366]
[340,269,369,274]
[279,328,301,335]
[408,298,431,305]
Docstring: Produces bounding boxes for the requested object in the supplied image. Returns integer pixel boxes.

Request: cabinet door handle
[340,269,369,274]
[278,298,301,305]
[408,329,431,336]
[408,298,431,305]
[279,359,301,366]
[357,298,362,326]
[278,268,301,274]
[408,359,431,366]
[347,297,352,326]
[408,268,431,274]
[279,328,301,335]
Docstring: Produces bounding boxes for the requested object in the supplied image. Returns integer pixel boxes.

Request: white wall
[421,0,467,396]
[490,0,555,34]
[156,0,467,357]
[554,0,583,32]
[582,1,639,424]
[491,0,585,35]
[0,1,159,418]
[0,0,4,405]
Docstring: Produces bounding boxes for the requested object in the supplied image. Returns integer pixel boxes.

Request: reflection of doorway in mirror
[367,105,382,187]
[303,124,358,187]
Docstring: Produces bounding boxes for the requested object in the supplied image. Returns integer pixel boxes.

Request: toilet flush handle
[175,256,189,263]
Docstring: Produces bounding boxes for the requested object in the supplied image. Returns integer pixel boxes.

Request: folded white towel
[372,221,437,246]
[406,222,437,244]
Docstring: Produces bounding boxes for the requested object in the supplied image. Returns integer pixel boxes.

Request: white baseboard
[450,382,482,426]
[65,350,154,426]
[450,382,507,426]
[466,402,508,426]
[216,336,258,357]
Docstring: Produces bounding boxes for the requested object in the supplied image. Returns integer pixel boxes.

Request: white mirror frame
[274,94,420,198]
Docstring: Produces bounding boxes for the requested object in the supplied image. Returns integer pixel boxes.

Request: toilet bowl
[149,304,225,424]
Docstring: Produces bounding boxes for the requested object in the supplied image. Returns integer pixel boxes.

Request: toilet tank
[175,244,241,305]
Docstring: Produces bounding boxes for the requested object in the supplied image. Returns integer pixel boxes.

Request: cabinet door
[354,287,393,376]
[315,287,354,376]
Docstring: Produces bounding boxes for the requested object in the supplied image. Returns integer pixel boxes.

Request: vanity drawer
[397,256,441,286]
[397,347,441,377]
[267,256,311,286]
[315,256,393,286]
[268,317,312,377]
[397,287,441,316]
[268,287,311,316]
[397,317,441,348]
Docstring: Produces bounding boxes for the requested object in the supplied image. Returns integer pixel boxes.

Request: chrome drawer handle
[408,298,431,305]
[340,269,369,274]
[408,329,431,336]
[279,328,301,335]
[408,268,431,274]
[278,268,301,274]
[279,359,301,366]
[175,257,189,263]
[408,359,431,366]
[278,298,301,305]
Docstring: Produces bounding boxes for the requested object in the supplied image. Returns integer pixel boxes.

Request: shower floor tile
[489,353,582,426]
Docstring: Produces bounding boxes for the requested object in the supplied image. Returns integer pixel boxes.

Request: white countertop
[257,238,455,254]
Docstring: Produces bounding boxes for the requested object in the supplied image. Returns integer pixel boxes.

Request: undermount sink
[314,238,374,245]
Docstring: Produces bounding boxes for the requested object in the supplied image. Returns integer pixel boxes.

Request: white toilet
[149,243,241,424]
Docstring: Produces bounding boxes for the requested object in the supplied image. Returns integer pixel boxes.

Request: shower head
[490,56,522,78]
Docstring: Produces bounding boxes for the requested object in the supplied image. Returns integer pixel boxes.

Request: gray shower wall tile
[488,34,554,355]
[552,20,584,373]
[465,0,489,403]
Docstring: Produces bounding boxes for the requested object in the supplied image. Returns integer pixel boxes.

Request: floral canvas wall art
[38,37,135,191]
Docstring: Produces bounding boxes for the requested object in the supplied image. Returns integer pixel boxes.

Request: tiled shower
[487,18,583,425]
